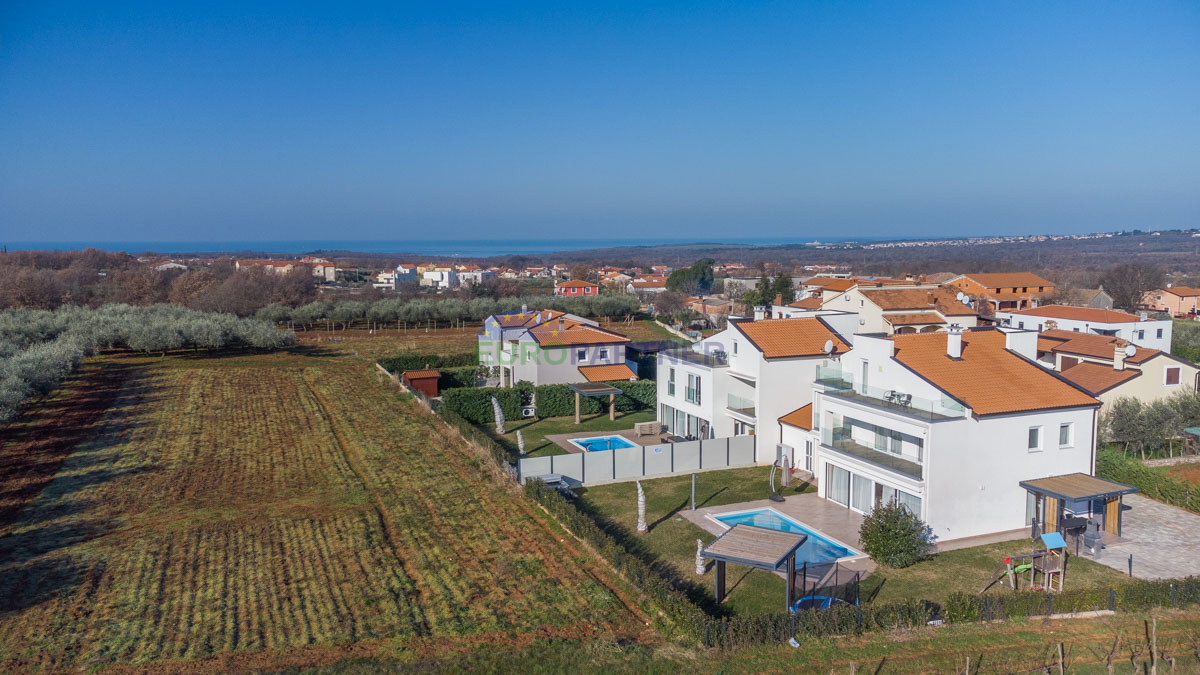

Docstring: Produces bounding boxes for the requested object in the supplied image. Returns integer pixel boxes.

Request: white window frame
[598,347,609,361]
[667,367,676,396]
[1164,366,1182,386]
[576,348,588,363]
[1028,426,1043,452]
[1058,422,1074,448]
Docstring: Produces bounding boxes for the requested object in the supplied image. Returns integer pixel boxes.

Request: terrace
[660,348,728,368]
[815,365,966,421]
[820,426,924,480]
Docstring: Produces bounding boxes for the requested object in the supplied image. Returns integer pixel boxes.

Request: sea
[4,237,901,257]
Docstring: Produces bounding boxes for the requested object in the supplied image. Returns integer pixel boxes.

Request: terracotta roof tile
[861,288,976,316]
[733,318,850,359]
[1037,329,1160,363]
[556,280,600,288]
[788,296,823,309]
[954,272,1053,288]
[806,277,855,292]
[1006,305,1143,323]
[1163,286,1200,297]
[578,364,638,382]
[890,329,1098,416]
[529,320,630,346]
[402,369,440,379]
[778,403,813,430]
[1058,362,1140,394]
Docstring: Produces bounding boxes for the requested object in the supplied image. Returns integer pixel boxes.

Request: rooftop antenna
[955,291,965,302]
[1124,344,1137,358]
[823,339,835,355]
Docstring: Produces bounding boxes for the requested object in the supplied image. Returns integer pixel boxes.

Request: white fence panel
[672,440,702,473]
[730,435,756,465]
[519,434,762,486]
[643,444,673,476]
[583,451,615,484]
[613,446,644,480]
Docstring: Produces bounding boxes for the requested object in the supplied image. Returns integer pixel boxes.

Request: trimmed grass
[485,410,657,458]
[578,467,816,616]
[578,468,1135,617]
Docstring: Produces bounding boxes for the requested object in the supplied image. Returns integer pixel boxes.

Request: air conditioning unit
[521,406,536,418]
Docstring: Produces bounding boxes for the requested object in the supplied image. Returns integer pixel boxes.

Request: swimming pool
[570,435,637,452]
[714,509,859,565]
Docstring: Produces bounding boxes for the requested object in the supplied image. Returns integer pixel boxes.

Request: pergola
[1020,473,1138,538]
[701,524,808,611]
[567,382,622,424]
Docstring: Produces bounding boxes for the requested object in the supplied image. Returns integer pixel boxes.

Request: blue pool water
[572,435,637,452]
[715,510,858,565]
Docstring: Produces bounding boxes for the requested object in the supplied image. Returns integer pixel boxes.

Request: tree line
[1101,392,1200,458]
[0,304,295,425]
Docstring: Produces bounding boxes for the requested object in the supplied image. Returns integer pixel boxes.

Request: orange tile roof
[1037,329,1160,364]
[1006,305,1143,323]
[578,364,638,382]
[529,320,630,346]
[805,277,855,292]
[732,318,850,359]
[492,309,567,328]
[1058,362,1141,394]
[556,279,600,288]
[885,312,946,326]
[954,272,1053,288]
[778,404,813,430]
[890,329,1099,416]
[402,369,440,379]
[861,288,976,316]
[630,279,667,289]
[1163,286,1200,297]
[788,296,823,309]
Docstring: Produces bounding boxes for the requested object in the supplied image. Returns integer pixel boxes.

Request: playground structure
[980,532,1069,594]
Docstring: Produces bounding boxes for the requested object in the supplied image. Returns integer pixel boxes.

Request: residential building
[149,260,187,272]
[783,286,978,334]
[995,305,1172,351]
[656,316,854,461]
[798,327,1100,543]
[1036,330,1200,406]
[555,280,601,297]
[627,276,668,295]
[373,264,418,289]
[1141,286,1200,317]
[477,308,634,387]
[458,269,495,286]
[421,269,458,289]
[943,273,1054,312]
[1063,288,1114,309]
[235,258,336,282]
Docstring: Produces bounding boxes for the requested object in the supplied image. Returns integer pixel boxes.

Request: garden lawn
[485,410,657,458]
[598,318,691,345]
[578,467,815,616]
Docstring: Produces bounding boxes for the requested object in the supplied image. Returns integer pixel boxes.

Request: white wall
[656,352,732,438]
[995,311,1172,352]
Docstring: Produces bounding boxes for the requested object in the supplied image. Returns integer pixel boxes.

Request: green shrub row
[700,598,933,650]
[438,379,656,425]
[1096,447,1200,514]
[944,578,1200,623]
[437,367,479,390]
[378,352,477,372]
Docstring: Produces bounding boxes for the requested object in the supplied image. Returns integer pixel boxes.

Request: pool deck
[545,427,673,454]
[683,492,876,584]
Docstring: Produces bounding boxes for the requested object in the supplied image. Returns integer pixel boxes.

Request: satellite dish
[823,339,835,354]
[1124,344,1137,357]
[956,291,965,302]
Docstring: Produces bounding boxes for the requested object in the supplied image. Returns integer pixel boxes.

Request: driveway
[1095,495,1200,580]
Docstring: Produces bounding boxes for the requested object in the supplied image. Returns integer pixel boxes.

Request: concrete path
[1095,495,1200,580]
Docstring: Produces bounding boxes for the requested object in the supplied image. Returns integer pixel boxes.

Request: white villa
[995,305,1172,352]
[478,308,635,387]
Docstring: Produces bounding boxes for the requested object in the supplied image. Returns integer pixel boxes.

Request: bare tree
[1099,262,1165,311]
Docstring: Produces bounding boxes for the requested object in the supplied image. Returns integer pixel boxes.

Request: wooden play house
[1020,473,1138,538]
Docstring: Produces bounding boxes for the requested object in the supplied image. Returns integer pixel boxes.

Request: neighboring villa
[995,305,1172,352]
[554,280,601,297]
[1035,329,1200,406]
[235,258,337,282]
[776,285,978,334]
[373,264,418,289]
[627,276,669,295]
[421,269,458,289]
[458,268,495,286]
[943,272,1053,312]
[797,327,1101,543]
[656,315,856,460]
[1142,286,1200,318]
[477,308,635,387]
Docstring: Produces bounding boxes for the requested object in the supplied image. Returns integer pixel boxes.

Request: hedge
[1096,447,1200,514]
[378,352,476,373]
[441,379,657,423]
[437,367,479,390]
[439,385,530,425]
[535,384,602,417]
[943,578,1200,623]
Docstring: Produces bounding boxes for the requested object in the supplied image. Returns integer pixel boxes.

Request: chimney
[946,324,964,359]
[774,293,782,306]
[558,318,565,332]
[753,305,767,321]
[1113,340,1129,371]
[1044,320,1058,331]
[521,303,528,314]
[1139,311,1148,321]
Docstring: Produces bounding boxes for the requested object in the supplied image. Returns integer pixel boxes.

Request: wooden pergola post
[714,560,726,604]
[575,391,581,425]
[785,552,796,611]
[609,393,615,421]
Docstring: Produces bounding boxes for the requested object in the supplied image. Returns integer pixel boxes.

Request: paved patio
[1093,495,1200,580]
[683,492,876,586]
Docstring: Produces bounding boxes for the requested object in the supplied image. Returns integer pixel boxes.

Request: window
[1028,426,1043,452]
[1058,423,1074,448]
[667,367,676,396]
[1018,321,1025,329]
[685,373,701,404]
[1165,367,1181,386]
[577,348,588,363]
[1157,328,1164,339]
[1137,330,1145,340]
[826,465,850,507]
[732,340,738,355]
[598,347,609,360]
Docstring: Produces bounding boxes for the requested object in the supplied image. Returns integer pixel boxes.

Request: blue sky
[2,1,1198,242]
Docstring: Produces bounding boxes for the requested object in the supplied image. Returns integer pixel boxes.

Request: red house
[554,280,601,297]
[402,369,440,397]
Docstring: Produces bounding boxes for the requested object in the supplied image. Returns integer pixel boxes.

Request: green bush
[440,385,529,425]
[534,383,601,417]
[437,367,479,390]
[858,501,931,569]
[1096,446,1200,514]
[610,379,656,411]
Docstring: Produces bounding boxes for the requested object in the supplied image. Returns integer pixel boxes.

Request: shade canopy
[568,382,623,397]
[1019,472,1138,502]
[701,524,808,571]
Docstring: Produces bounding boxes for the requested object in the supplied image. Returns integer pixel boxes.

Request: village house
[1141,286,1200,318]
[478,308,635,387]
[1035,329,1200,407]
[995,305,1172,352]
[235,258,337,282]
[554,279,601,297]
[943,272,1054,312]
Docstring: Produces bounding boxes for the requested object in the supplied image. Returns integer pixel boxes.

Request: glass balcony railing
[660,348,728,368]
[726,393,756,418]
[815,366,966,420]
[821,426,923,480]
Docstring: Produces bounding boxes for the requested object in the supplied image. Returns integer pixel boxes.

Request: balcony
[815,366,966,421]
[821,427,923,480]
[726,393,756,418]
[661,348,728,368]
